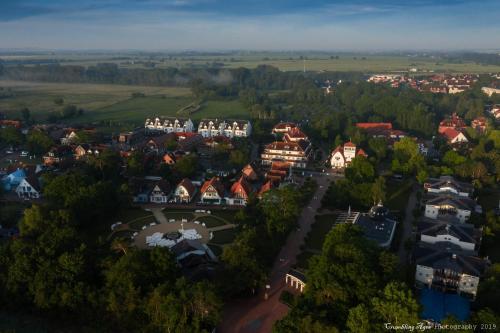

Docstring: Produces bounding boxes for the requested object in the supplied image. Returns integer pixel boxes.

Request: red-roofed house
[329,142,368,169]
[356,123,393,130]
[241,164,258,181]
[261,140,311,168]
[200,177,225,204]
[438,113,467,134]
[258,180,273,198]
[173,178,197,203]
[229,176,252,206]
[442,128,468,144]
[471,117,487,134]
[272,122,298,134]
[284,127,308,142]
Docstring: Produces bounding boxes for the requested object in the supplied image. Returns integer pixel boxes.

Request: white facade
[149,185,169,203]
[420,233,475,252]
[15,178,40,199]
[424,204,471,223]
[198,119,251,138]
[145,117,194,133]
[416,264,480,296]
[450,132,468,144]
[174,185,194,203]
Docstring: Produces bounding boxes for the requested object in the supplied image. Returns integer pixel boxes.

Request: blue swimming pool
[419,288,470,322]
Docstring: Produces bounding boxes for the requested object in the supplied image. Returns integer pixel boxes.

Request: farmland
[0,80,249,128]
[4,52,500,73]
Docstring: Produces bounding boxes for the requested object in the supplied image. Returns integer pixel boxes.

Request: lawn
[0,80,191,122]
[128,215,157,230]
[207,244,223,257]
[114,208,154,224]
[304,214,338,251]
[193,100,248,120]
[211,210,236,223]
[162,210,195,221]
[478,188,500,212]
[210,229,237,245]
[196,215,226,228]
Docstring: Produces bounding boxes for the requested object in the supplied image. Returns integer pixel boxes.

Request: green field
[50,54,500,73]
[4,52,500,73]
[0,80,250,128]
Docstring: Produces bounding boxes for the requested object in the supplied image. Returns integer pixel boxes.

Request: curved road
[218,174,332,333]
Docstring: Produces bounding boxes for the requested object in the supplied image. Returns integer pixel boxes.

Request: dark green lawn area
[385,179,413,211]
[481,235,500,263]
[128,216,157,230]
[109,230,134,242]
[304,214,338,251]
[210,229,237,245]
[162,210,195,221]
[115,208,153,223]
[207,244,223,257]
[211,210,237,223]
[197,215,226,228]
[478,188,500,212]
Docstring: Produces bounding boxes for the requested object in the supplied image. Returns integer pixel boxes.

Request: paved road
[397,183,418,263]
[218,175,332,333]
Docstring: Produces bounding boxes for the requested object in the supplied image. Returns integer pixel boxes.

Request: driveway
[218,174,332,333]
[397,183,418,263]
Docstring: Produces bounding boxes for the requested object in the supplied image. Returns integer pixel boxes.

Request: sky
[0,0,499,51]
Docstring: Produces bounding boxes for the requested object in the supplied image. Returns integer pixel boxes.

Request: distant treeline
[444,52,500,66]
[0,62,345,90]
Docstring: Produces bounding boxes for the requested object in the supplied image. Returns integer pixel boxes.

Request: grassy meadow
[48,54,500,73]
[0,80,250,129]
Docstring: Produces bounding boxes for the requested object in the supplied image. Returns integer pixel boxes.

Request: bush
[279,290,296,307]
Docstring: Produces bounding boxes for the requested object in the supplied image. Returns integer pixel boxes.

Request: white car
[20,151,29,157]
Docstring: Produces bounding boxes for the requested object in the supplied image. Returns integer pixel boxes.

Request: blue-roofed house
[1,168,26,191]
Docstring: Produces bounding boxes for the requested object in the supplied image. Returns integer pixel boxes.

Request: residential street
[218,174,332,333]
[397,183,418,263]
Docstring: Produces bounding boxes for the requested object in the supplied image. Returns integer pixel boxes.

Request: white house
[424,195,477,223]
[417,220,481,253]
[173,178,197,203]
[414,245,487,299]
[329,142,368,169]
[222,120,252,138]
[15,177,41,199]
[441,128,468,144]
[200,177,225,204]
[424,176,473,198]
[197,119,225,138]
[149,180,171,204]
[145,117,194,133]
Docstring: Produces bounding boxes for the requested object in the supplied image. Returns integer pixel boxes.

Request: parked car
[20,151,29,157]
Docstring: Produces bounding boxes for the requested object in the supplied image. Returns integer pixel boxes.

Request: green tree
[371,176,386,205]
[345,156,375,183]
[26,130,53,155]
[371,282,420,327]
[173,154,198,178]
[259,186,301,234]
[0,127,23,146]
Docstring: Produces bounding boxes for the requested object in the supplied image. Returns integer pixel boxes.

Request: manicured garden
[196,215,226,228]
[210,229,237,245]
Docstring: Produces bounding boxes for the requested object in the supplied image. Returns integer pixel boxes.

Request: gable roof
[241,163,258,180]
[441,128,464,141]
[356,122,392,130]
[176,178,196,197]
[200,177,224,197]
[414,244,488,277]
[230,176,252,198]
